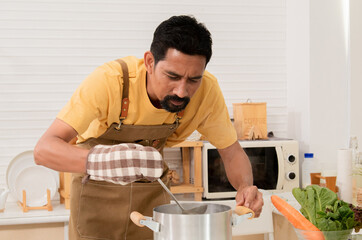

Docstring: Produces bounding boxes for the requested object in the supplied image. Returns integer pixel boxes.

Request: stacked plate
[6,150,59,207]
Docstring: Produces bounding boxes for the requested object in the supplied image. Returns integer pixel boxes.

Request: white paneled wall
[0,0,286,189]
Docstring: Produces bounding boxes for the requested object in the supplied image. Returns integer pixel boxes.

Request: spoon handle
[157,178,185,211]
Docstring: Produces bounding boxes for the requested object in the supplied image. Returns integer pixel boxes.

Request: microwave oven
[202,138,299,199]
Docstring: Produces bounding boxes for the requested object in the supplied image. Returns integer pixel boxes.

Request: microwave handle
[275,146,285,189]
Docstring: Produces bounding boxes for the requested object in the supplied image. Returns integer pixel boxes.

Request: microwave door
[275,146,285,190]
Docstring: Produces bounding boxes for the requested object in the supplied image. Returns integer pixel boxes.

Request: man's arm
[218,140,263,217]
[34,118,89,173]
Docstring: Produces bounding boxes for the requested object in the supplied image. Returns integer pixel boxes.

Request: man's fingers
[243,186,258,207]
[249,191,264,217]
[240,186,263,217]
[236,186,264,218]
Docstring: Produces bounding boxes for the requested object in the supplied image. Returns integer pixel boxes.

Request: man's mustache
[166,95,190,103]
[160,95,190,113]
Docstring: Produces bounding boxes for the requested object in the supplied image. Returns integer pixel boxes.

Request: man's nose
[173,80,188,98]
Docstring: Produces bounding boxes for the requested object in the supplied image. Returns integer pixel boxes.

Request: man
[34,15,263,240]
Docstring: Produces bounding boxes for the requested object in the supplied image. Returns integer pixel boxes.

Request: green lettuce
[292,185,358,233]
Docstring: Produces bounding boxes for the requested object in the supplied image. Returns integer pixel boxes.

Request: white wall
[309,0,350,170]
[286,0,310,163]
[287,0,362,173]
[0,0,288,191]
[350,0,362,150]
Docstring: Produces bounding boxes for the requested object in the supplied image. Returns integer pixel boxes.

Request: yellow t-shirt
[57,56,237,149]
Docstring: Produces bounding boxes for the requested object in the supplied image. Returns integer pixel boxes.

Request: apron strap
[115,59,130,121]
[177,110,184,118]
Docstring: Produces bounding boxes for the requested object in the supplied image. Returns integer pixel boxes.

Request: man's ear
[144,51,154,74]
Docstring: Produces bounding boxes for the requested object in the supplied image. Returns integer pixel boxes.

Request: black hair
[150,15,212,66]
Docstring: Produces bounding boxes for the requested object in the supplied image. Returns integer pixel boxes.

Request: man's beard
[160,95,190,113]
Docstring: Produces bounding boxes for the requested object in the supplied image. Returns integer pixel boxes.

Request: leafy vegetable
[351,205,361,232]
[316,200,355,231]
[292,185,337,226]
[292,185,360,235]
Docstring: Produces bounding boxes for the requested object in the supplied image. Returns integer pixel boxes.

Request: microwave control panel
[280,140,299,191]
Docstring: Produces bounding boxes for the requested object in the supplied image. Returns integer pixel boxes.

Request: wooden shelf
[59,172,71,209]
[170,141,203,201]
[170,184,204,194]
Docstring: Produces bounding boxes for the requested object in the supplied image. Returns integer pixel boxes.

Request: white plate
[15,166,57,207]
[6,150,59,204]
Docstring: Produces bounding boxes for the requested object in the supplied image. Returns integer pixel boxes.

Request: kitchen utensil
[130,203,254,240]
[15,166,57,207]
[0,188,9,212]
[6,150,58,204]
[157,178,207,214]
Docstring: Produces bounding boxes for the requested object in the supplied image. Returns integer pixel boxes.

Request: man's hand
[236,185,264,218]
[218,141,264,217]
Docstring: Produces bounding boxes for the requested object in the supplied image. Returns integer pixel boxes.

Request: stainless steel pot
[130,202,254,240]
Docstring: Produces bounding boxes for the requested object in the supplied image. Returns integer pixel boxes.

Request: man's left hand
[235,185,264,218]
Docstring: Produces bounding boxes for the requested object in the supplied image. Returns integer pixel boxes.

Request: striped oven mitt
[86,143,164,185]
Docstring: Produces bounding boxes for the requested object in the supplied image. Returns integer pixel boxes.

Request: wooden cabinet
[0,223,65,240]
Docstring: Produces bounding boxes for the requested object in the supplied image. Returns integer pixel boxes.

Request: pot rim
[153,202,231,215]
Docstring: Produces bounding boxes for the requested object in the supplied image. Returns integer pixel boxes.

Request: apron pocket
[77,180,131,240]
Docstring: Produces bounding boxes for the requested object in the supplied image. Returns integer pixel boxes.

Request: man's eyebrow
[165,70,202,80]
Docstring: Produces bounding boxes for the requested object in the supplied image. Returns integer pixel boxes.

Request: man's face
[145,48,206,113]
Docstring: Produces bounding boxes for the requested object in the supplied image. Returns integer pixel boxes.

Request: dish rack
[18,189,53,212]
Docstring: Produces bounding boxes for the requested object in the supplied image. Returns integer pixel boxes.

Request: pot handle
[232,206,255,227]
[130,211,160,232]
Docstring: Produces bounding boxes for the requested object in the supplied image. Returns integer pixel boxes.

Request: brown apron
[68,59,182,240]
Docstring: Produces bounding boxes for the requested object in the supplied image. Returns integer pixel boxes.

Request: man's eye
[189,79,201,83]
[168,75,179,80]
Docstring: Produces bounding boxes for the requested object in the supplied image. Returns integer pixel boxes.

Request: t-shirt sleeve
[57,66,120,136]
[196,82,237,149]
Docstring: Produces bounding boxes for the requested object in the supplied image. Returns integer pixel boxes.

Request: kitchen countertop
[0,201,69,225]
